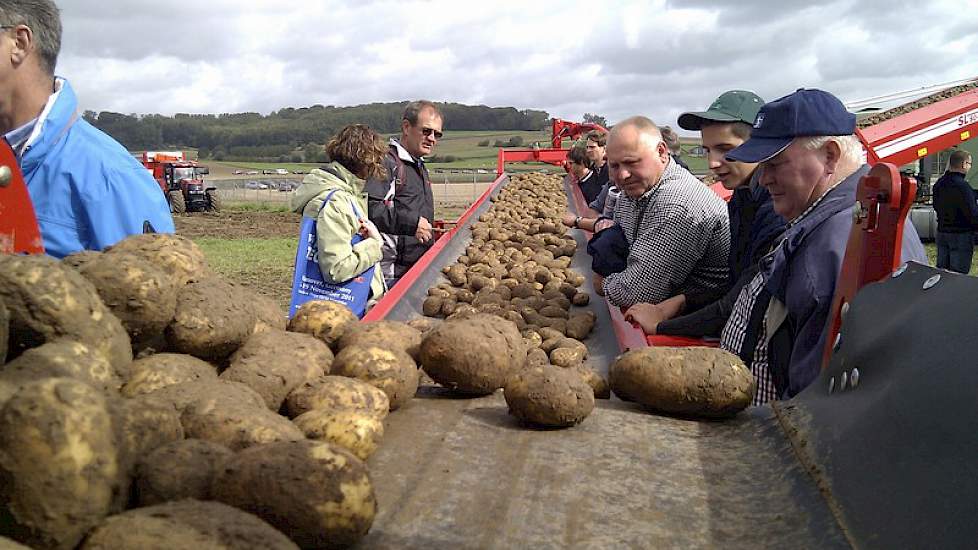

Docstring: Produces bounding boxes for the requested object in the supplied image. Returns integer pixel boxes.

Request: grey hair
[402,100,442,125]
[800,134,866,167]
[0,0,61,76]
[612,116,664,151]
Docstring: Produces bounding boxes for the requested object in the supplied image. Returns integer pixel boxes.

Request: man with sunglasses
[0,0,174,258]
[366,100,442,287]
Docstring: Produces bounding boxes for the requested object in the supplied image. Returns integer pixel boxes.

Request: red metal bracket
[821,162,915,369]
[0,140,44,254]
[496,148,570,176]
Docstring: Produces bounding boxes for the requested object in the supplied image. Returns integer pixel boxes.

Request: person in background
[0,0,173,258]
[291,124,387,306]
[365,100,441,287]
[932,149,977,274]
[716,88,926,405]
[599,116,730,307]
[625,90,785,338]
[567,144,602,204]
[660,125,691,173]
[584,129,613,216]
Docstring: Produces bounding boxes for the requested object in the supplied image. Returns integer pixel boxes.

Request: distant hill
[84,102,550,163]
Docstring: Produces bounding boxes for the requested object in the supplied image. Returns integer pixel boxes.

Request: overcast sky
[57,0,978,132]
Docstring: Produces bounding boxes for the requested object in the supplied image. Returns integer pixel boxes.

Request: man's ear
[9,25,33,66]
[658,140,670,163]
[401,119,411,136]
[823,139,842,175]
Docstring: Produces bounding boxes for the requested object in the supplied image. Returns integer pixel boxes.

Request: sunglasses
[422,127,444,140]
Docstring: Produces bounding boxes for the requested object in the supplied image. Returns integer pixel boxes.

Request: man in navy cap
[717,88,927,405]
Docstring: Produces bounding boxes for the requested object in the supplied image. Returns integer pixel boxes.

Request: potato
[166,277,257,362]
[419,314,527,395]
[103,233,209,286]
[566,311,595,340]
[525,348,550,368]
[331,345,419,411]
[550,346,586,368]
[212,440,377,549]
[251,292,288,333]
[293,409,384,460]
[609,347,756,418]
[0,296,7,365]
[576,366,611,399]
[572,291,590,306]
[135,439,233,506]
[61,249,102,272]
[122,353,217,397]
[287,299,358,349]
[504,364,594,427]
[0,378,121,549]
[406,316,440,334]
[221,330,332,410]
[337,320,423,361]
[111,397,185,476]
[76,253,178,344]
[180,397,305,452]
[137,379,266,415]
[0,254,132,372]
[0,340,121,393]
[285,375,390,419]
[81,500,297,550]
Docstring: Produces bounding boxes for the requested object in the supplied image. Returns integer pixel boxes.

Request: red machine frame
[495,118,608,175]
[0,141,44,254]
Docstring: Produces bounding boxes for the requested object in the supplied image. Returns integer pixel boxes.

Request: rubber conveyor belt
[358,175,976,549]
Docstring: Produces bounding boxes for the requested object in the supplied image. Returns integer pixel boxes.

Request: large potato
[293,408,384,460]
[0,255,131,372]
[180,397,305,451]
[0,340,120,393]
[336,320,423,361]
[137,378,266,415]
[504,364,594,427]
[609,347,755,418]
[287,299,358,349]
[165,277,257,361]
[0,378,121,549]
[135,439,233,506]
[76,252,178,344]
[212,440,377,549]
[419,314,527,395]
[102,233,209,286]
[251,292,288,333]
[111,398,185,476]
[220,330,332,410]
[330,345,419,411]
[121,353,218,397]
[285,375,390,419]
[0,296,7,365]
[81,499,297,550]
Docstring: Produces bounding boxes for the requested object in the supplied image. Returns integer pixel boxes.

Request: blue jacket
[23,78,174,258]
[932,170,978,233]
[760,164,928,398]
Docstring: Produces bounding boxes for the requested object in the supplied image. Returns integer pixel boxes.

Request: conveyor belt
[360,176,977,549]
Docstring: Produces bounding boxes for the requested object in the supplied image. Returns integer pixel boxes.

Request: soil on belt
[858,81,978,128]
[173,211,300,239]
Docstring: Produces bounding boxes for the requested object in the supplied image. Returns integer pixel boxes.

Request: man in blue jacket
[0,0,174,258]
[932,150,976,273]
[720,89,927,405]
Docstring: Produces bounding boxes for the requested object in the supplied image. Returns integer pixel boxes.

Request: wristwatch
[574,216,582,229]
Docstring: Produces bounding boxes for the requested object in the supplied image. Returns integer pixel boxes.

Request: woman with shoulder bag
[289,124,388,317]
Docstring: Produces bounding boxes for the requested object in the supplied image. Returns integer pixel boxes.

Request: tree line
[83,102,551,162]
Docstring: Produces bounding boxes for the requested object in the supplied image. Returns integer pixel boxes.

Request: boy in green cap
[625,90,786,337]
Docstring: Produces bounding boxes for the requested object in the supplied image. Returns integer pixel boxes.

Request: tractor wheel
[169,190,186,214]
[206,190,222,212]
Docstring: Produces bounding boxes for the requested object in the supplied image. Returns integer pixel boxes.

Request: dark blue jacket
[932,170,978,233]
[760,165,927,398]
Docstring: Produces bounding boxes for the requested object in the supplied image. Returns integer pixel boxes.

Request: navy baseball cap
[726,88,856,163]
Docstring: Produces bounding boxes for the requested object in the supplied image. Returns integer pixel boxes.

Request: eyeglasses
[422,127,443,140]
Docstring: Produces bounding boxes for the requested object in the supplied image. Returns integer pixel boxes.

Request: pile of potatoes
[0,234,426,549]
[413,173,607,427]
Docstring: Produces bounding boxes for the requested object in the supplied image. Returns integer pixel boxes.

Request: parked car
[257,183,269,190]
[278,182,297,192]
[261,169,275,175]
[246,170,259,175]
[244,181,260,190]
[292,170,307,175]
[233,170,245,175]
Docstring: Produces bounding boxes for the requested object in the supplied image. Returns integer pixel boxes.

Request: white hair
[800,134,866,167]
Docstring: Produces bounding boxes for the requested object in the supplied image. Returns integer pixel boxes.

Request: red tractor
[141,151,218,213]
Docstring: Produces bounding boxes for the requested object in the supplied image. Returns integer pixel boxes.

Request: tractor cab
[142,151,219,213]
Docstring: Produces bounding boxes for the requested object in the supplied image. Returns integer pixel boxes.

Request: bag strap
[384,149,407,203]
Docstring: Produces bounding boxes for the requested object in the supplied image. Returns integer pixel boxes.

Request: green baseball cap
[677,90,765,131]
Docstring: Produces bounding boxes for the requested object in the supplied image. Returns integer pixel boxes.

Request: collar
[390,138,422,165]
[580,170,594,183]
[4,117,36,160]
